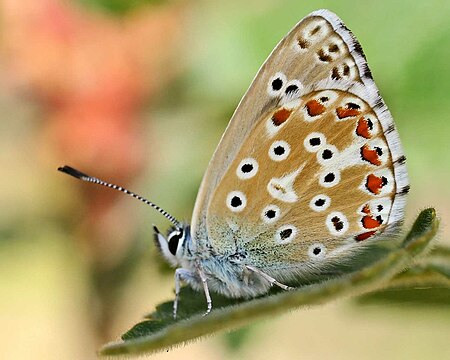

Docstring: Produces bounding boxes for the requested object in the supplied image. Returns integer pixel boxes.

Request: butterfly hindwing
[192,10,409,273]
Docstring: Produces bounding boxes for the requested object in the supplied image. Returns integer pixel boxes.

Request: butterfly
[59,9,409,318]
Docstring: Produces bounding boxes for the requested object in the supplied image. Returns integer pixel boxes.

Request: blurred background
[0,0,448,359]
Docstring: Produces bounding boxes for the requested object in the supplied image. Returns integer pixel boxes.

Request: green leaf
[356,287,450,307]
[401,208,439,255]
[99,208,440,357]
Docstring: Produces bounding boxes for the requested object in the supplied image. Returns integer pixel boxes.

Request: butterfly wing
[191,10,409,272]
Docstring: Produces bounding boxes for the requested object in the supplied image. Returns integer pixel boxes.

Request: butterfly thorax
[155,224,270,298]
[188,232,276,298]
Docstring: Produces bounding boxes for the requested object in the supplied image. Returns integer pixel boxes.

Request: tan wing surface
[191,10,409,259]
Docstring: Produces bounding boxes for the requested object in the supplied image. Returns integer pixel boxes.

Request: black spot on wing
[398,185,410,195]
[361,63,373,79]
[384,124,396,135]
[298,37,309,49]
[285,84,299,94]
[309,137,321,146]
[338,22,351,32]
[395,155,407,165]
[336,21,368,61]
[315,198,326,207]
[272,78,283,91]
[343,64,350,76]
[373,97,385,111]
[328,44,339,52]
[318,49,332,62]
[347,102,360,109]
[280,228,293,240]
[331,67,341,80]
[310,25,321,35]
[352,40,367,60]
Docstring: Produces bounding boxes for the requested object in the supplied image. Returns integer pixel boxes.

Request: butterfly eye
[304,132,326,152]
[261,205,281,224]
[168,230,183,256]
[274,225,297,244]
[236,158,259,180]
[308,243,326,259]
[269,140,290,161]
[326,212,349,236]
[319,170,341,188]
[226,191,247,212]
[309,194,331,212]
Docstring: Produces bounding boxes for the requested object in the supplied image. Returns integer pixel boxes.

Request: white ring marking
[226,191,247,213]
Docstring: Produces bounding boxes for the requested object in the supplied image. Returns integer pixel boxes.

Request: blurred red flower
[0,0,184,259]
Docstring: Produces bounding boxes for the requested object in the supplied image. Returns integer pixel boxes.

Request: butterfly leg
[196,266,212,316]
[245,265,294,291]
[173,268,192,319]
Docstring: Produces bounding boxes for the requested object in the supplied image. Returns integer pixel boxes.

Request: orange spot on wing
[356,117,372,138]
[272,108,292,126]
[366,174,386,195]
[336,106,361,119]
[358,202,383,240]
[361,144,381,166]
[355,231,377,241]
[362,204,371,214]
[362,215,382,229]
[305,100,326,116]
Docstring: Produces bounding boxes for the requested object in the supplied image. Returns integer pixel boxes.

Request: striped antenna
[58,165,182,229]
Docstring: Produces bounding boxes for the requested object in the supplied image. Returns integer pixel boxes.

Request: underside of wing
[191,9,409,264]
[208,88,407,269]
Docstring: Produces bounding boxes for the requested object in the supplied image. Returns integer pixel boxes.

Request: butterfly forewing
[192,10,408,272]
[192,12,361,236]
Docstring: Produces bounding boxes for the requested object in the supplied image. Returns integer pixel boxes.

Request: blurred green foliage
[77,0,166,15]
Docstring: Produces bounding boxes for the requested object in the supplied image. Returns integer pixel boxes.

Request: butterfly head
[153,224,191,266]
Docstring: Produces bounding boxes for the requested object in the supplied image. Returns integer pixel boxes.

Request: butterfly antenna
[58,165,182,229]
